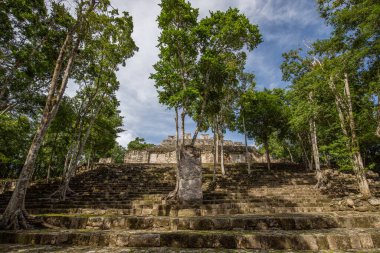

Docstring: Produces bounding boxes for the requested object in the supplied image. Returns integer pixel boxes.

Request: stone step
[17,198,333,209]
[6,245,378,253]
[21,205,339,216]
[39,213,380,231]
[7,199,330,208]
[1,228,380,250]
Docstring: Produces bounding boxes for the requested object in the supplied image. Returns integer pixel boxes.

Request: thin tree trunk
[191,91,208,146]
[264,139,271,171]
[181,110,185,147]
[0,103,17,116]
[286,147,294,163]
[46,132,59,183]
[310,117,324,188]
[215,118,219,163]
[376,98,380,137]
[242,116,251,174]
[220,129,225,175]
[167,107,180,200]
[308,91,324,188]
[298,133,312,170]
[213,123,217,182]
[86,153,91,171]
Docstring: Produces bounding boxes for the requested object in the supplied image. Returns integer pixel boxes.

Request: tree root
[0,209,50,230]
[166,188,178,202]
[314,170,328,189]
[49,185,76,200]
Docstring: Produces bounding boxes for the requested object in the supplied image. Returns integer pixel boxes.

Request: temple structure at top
[124,133,267,164]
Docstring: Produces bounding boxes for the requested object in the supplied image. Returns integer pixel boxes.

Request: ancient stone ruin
[0,163,379,251]
[124,134,266,164]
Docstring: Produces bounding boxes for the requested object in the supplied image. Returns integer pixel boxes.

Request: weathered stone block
[178,146,203,206]
[128,233,160,247]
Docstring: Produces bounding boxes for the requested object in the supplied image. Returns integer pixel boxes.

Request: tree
[50,5,137,200]
[152,3,262,203]
[311,0,379,198]
[281,49,328,187]
[108,144,126,164]
[151,0,199,200]
[0,0,137,229]
[190,8,262,145]
[317,0,380,137]
[240,89,288,170]
[127,137,154,151]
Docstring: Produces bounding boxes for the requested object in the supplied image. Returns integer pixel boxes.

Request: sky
[108,0,331,146]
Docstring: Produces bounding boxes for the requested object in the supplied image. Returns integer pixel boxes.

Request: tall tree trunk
[0,31,80,229]
[167,107,180,200]
[213,122,217,182]
[343,73,371,199]
[298,133,312,170]
[46,132,59,183]
[376,102,380,137]
[181,110,186,147]
[286,147,294,163]
[86,152,91,171]
[191,91,208,146]
[215,117,219,163]
[308,91,324,188]
[310,117,324,188]
[329,75,371,199]
[242,116,251,174]
[220,130,225,175]
[264,138,271,171]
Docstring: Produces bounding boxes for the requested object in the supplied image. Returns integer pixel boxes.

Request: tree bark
[264,138,271,171]
[309,117,324,188]
[213,123,217,182]
[308,91,325,188]
[191,91,208,146]
[375,91,380,137]
[220,129,225,175]
[167,107,180,200]
[46,132,59,183]
[242,116,251,174]
[181,109,186,147]
[215,117,219,163]
[376,99,380,137]
[286,147,294,163]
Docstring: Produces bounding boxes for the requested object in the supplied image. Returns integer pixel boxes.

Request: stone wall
[149,151,176,163]
[124,150,150,163]
[98,157,114,164]
[124,149,267,164]
[124,134,268,164]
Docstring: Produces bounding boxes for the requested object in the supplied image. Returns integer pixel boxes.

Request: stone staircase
[0,163,380,252]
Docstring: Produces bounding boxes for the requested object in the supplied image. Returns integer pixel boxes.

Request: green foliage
[152,2,262,141]
[240,89,289,145]
[0,115,32,177]
[0,0,137,179]
[107,144,126,164]
[127,138,154,151]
